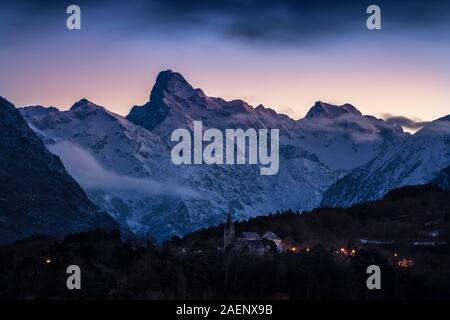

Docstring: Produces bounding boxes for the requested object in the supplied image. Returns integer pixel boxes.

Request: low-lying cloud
[300,114,383,143]
[382,114,430,130]
[48,141,200,199]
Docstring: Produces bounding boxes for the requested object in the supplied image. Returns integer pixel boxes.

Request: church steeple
[226,213,233,226]
[224,213,235,249]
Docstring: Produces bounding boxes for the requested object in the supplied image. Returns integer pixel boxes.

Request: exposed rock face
[322,116,450,208]
[20,71,407,242]
[0,97,118,244]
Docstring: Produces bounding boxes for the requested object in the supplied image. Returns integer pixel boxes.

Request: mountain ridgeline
[3,69,448,242]
[0,97,118,244]
[321,115,450,207]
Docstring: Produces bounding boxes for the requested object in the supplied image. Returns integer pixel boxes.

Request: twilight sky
[1,0,449,127]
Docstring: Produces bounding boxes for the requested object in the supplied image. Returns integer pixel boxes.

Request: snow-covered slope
[322,115,450,207]
[127,70,297,140]
[0,97,117,244]
[295,101,408,171]
[21,70,406,241]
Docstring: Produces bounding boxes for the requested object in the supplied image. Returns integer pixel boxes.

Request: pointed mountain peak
[69,99,103,111]
[70,98,92,110]
[155,69,187,83]
[340,103,362,115]
[150,70,196,100]
[255,104,277,115]
[127,70,199,130]
[305,101,362,119]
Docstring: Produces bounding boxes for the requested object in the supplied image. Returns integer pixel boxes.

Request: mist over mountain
[322,116,450,208]
[0,97,118,244]
[19,70,412,241]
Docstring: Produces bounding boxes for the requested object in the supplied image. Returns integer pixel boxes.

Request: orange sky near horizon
[1,29,449,125]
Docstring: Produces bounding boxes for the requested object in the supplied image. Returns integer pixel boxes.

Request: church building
[223,214,282,254]
[224,213,235,249]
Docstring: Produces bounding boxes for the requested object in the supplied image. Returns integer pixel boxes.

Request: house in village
[223,214,283,255]
[262,232,282,251]
[237,232,261,241]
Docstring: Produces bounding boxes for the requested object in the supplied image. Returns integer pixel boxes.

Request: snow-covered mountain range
[18,70,449,241]
[322,115,450,207]
[0,97,117,244]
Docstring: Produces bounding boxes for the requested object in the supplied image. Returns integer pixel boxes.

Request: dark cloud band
[1,0,450,45]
